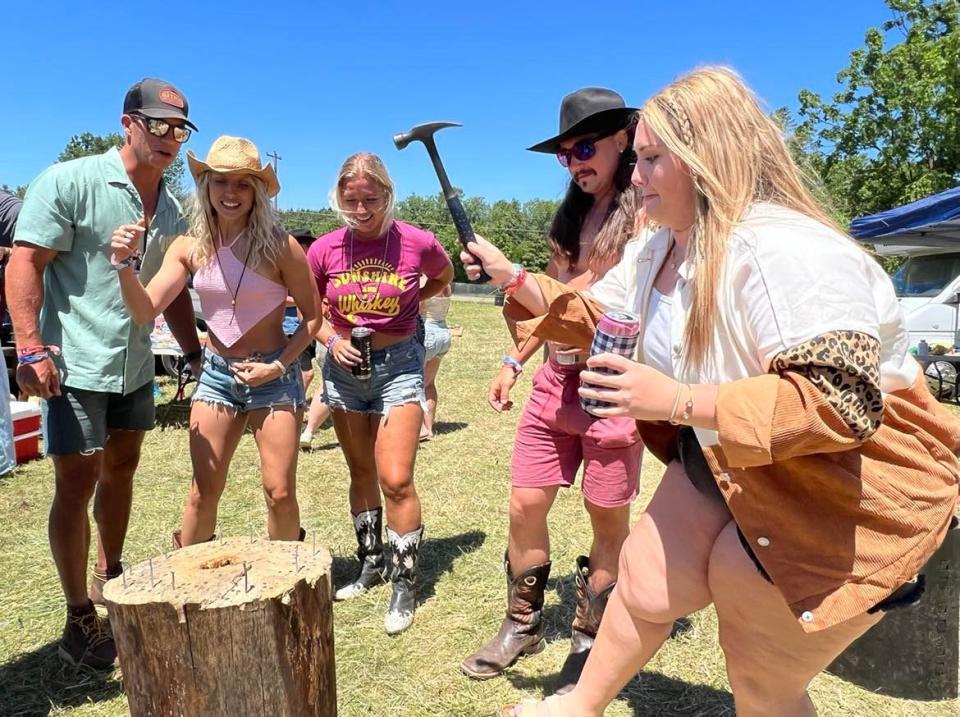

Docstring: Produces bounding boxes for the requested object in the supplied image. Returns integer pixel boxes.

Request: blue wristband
[501,355,523,375]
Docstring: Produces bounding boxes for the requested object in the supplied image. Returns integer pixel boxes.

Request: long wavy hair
[187,172,287,271]
[328,152,396,237]
[549,116,641,274]
[641,66,842,368]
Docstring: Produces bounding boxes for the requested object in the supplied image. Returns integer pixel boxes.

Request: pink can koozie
[580,311,640,413]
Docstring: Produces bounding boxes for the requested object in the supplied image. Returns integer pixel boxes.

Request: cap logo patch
[159,87,185,108]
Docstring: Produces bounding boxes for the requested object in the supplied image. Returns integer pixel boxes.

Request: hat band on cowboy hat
[187,136,280,198]
[528,87,637,154]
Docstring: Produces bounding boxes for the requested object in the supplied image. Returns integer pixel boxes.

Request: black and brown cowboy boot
[554,555,615,695]
[460,553,552,679]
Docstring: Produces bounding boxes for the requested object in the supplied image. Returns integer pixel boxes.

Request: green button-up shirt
[14,148,186,394]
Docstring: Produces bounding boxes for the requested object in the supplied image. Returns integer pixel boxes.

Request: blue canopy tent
[850,186,960,256]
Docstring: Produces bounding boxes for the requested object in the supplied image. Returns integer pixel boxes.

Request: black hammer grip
[446,195,491,284]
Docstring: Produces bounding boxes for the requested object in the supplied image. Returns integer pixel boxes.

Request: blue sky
[4,0,888,209]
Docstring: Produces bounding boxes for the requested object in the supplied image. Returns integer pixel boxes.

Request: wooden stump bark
[104,537,336,716]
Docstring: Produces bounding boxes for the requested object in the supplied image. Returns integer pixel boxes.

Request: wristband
[183,349,202,363]
[112,255,138,270]
[271,359,286,374]
[499,263,524,291]
[501,355,523,375]
[325,334,341,351]
[503,266,528,297]
[16,344,61,365]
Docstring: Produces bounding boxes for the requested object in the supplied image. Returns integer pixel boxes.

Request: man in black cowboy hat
[8,77,201,669]
[461,87,645,694]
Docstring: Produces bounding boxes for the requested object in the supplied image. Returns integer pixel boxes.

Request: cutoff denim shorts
[423,319,452,362]
[322,335,425,416]
[193,348,305,413]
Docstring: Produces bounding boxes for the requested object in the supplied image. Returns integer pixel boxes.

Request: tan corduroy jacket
[505,273,960,633]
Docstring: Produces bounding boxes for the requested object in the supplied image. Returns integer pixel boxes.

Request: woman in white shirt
[465,66,959,717]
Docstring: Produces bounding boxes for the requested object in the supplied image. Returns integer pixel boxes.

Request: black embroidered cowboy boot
[460,553,552,679]
[554,555,615,695]
[335,507,387,601]
[384,525,423,635]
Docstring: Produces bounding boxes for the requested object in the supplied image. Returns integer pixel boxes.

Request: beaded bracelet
[325,334,341,351]
[271,359,286,374]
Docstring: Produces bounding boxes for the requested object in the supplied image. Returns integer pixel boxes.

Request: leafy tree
[0,184,27,199]
[796,0,960,221]
[58,131,189,201]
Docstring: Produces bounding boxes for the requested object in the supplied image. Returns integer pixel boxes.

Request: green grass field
[0,300,957,716]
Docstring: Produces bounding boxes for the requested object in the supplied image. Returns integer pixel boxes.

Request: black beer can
[351,327,373,380]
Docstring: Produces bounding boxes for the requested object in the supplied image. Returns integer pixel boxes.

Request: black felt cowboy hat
[527,87,637,154]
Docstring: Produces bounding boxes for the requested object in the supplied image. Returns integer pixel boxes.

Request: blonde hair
[187,172,287,271]
[641,66,842,368]
[329,152,396,237]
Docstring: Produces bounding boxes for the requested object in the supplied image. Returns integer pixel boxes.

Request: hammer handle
[447,196,491,283]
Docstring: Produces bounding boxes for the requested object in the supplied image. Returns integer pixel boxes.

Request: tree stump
[104,537,336,716]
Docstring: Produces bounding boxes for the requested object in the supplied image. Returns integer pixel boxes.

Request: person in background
[0,189,21,475]
[308,152,454,634]
[465,66,960,717]
[419,279,453,441]
[299,296,333,449]
[461,89,644,694]
[9,78,201,669]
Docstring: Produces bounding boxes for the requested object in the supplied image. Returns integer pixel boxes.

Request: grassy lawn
[0,300,957,716]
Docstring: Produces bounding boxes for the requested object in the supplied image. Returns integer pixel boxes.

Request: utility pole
[266,151,282,211]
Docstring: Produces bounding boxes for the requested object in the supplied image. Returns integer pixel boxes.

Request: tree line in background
[4,0,957,278]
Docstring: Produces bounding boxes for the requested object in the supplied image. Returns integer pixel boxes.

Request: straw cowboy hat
[527,87,637,154]
[187,136,280,198]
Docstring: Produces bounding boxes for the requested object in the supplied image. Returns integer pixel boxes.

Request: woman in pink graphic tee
[308,152,453,636]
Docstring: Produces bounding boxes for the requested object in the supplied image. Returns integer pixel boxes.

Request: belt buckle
[556,351,585,366]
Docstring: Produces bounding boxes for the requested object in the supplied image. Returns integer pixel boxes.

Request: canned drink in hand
[351,327,373,380]
[580,311,641,414]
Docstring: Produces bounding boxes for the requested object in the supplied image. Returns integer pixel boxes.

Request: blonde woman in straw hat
[110,135,320,546]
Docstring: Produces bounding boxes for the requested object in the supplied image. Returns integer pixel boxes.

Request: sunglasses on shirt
[556,132,615,168]
[132,113,192,144]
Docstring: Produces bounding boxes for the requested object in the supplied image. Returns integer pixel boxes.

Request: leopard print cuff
[769,331,883,441]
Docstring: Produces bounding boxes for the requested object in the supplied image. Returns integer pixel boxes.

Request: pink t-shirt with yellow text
[307,220,451,336]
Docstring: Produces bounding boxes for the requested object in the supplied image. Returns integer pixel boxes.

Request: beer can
[351,327,373,380]
[580,310,641,414]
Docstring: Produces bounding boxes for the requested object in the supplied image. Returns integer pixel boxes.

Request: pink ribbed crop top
[193,242,287,347]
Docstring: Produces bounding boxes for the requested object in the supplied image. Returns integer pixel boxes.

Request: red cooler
[11,400,42,463]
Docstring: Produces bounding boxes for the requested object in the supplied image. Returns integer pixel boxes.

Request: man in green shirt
[8,78,201,670]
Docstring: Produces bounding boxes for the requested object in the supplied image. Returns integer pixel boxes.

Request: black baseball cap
[123,78,198,131]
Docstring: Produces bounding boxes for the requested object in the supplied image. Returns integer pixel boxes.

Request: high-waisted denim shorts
[322,335,425,416]
[193,348,305,413]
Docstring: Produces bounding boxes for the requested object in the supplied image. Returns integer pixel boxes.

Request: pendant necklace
[213,229,251,321]
[348,225,394,302]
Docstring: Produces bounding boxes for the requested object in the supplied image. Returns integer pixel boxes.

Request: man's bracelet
[502,355,523,375]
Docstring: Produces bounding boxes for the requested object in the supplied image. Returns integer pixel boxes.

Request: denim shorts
[193,348,305,413]
[322,335,425,415]
[423,319,452,362]
[43,381,155,455]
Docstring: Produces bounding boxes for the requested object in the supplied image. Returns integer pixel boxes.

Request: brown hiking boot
[460,553,551,679]
[58,602,117,670]
[554,556,615,695]
[89,563,123,607]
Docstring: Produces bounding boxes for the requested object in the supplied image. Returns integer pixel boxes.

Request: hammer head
[393,121,462,150]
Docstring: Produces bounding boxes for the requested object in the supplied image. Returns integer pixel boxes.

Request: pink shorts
[511,360,642,508]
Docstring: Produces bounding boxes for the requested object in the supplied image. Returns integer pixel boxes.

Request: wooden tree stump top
[104,537,332,613]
